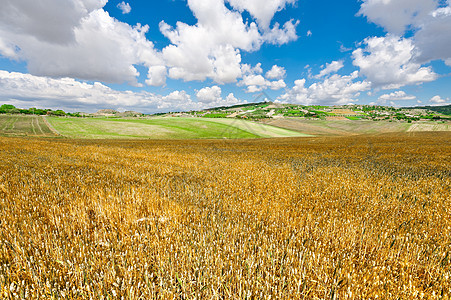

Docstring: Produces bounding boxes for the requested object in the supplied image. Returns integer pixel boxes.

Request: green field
[263,119,451,136]
[0,115,55,137]
[346,116,365,120]
[47,117,308,139]
[3,115,449,139]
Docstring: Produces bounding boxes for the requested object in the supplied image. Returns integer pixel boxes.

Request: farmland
[46,116,307,139]
[0,115,55,137]
[262,118,451,136]
[1,132,450,298]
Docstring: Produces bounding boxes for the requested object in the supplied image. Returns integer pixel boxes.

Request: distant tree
[0,104,17,113]
[49,110,67,116]
[19,109,31,114]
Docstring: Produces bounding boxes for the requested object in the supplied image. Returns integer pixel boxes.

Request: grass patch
[202,113,229,118]
[346,116,365,120]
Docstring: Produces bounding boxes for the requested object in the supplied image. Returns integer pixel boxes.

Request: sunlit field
[1,132,450,299]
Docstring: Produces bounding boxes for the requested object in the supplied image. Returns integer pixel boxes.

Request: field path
[31,116,37,134]
[34,116,44,134]
[42,116,62,136]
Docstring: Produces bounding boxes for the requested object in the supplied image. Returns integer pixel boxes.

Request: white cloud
[378,91,416,102]
[268,79,287,90]
[307,30,312,37]
[358,0,451,67]
[0,2,162,86]
[158,90,194,110]
[0,70,200,113]
[278,71,371,105]
[159,0,298,84]
[159,0,259,84]
[224,93,240,105]
[226,0,296,29]
[145,66,167,87]
[0,0,107,45]
[211,45,243,84]
[339,43,353,53]
[266,65,286,79]
[429,95,449,105]
[352,35,437,89]
[315,60,344,78]
[0,70,246,113]
[358,0,437,34]
[262,19,299,45]
[242,63,263,75]
[241,74,267,87]
[196,86,223,103]
[414,2,451,66]
[239,74,286,93]
[0,0,300,87]
[117,2,131,14]
[239,63,286,92]
[196,85,242,106]
[432,5,451,18]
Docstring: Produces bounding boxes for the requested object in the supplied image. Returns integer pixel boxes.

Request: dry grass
[0,132,450,299]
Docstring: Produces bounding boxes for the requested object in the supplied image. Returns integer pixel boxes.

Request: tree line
[0,104,81,116]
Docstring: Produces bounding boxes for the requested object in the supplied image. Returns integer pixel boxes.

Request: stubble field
[0,132,450,299]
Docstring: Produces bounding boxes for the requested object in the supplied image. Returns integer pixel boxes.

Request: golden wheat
[0,132,450,299]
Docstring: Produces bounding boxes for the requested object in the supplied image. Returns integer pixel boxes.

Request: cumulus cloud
[0,1,162,86]
[429,95,449,105]
[242,63,263,75]
[352,35,437,89]
[159,0,299,84]
[238,63,287,92]
[278,71,371,105]
[196,85,242,106]
[239,74,286,93]
[196,86,223,103]
[0,0,107,45]
[226,0,296,29]
[358,0,437,34]
[414,2,451,66]
[315,60,344,78]
[117,2,131,14]
[266,65,286,79]
[0,0,300,87]
[358,0,451,67]
[0,70,204,113]
[378,91,416,102]
[261,19,299,45]
[145,66,167,87]
[268,79,287,90]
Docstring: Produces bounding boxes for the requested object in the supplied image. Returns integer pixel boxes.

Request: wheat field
[0,132,450,299]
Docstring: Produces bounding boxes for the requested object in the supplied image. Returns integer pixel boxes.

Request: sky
[0,0,450,113]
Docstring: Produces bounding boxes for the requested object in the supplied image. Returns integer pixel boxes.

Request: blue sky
[0,0,450,113]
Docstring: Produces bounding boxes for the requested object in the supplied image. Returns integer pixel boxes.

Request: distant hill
[404,105,451,115]
[117,111,143,117]
[95,109,119,115]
